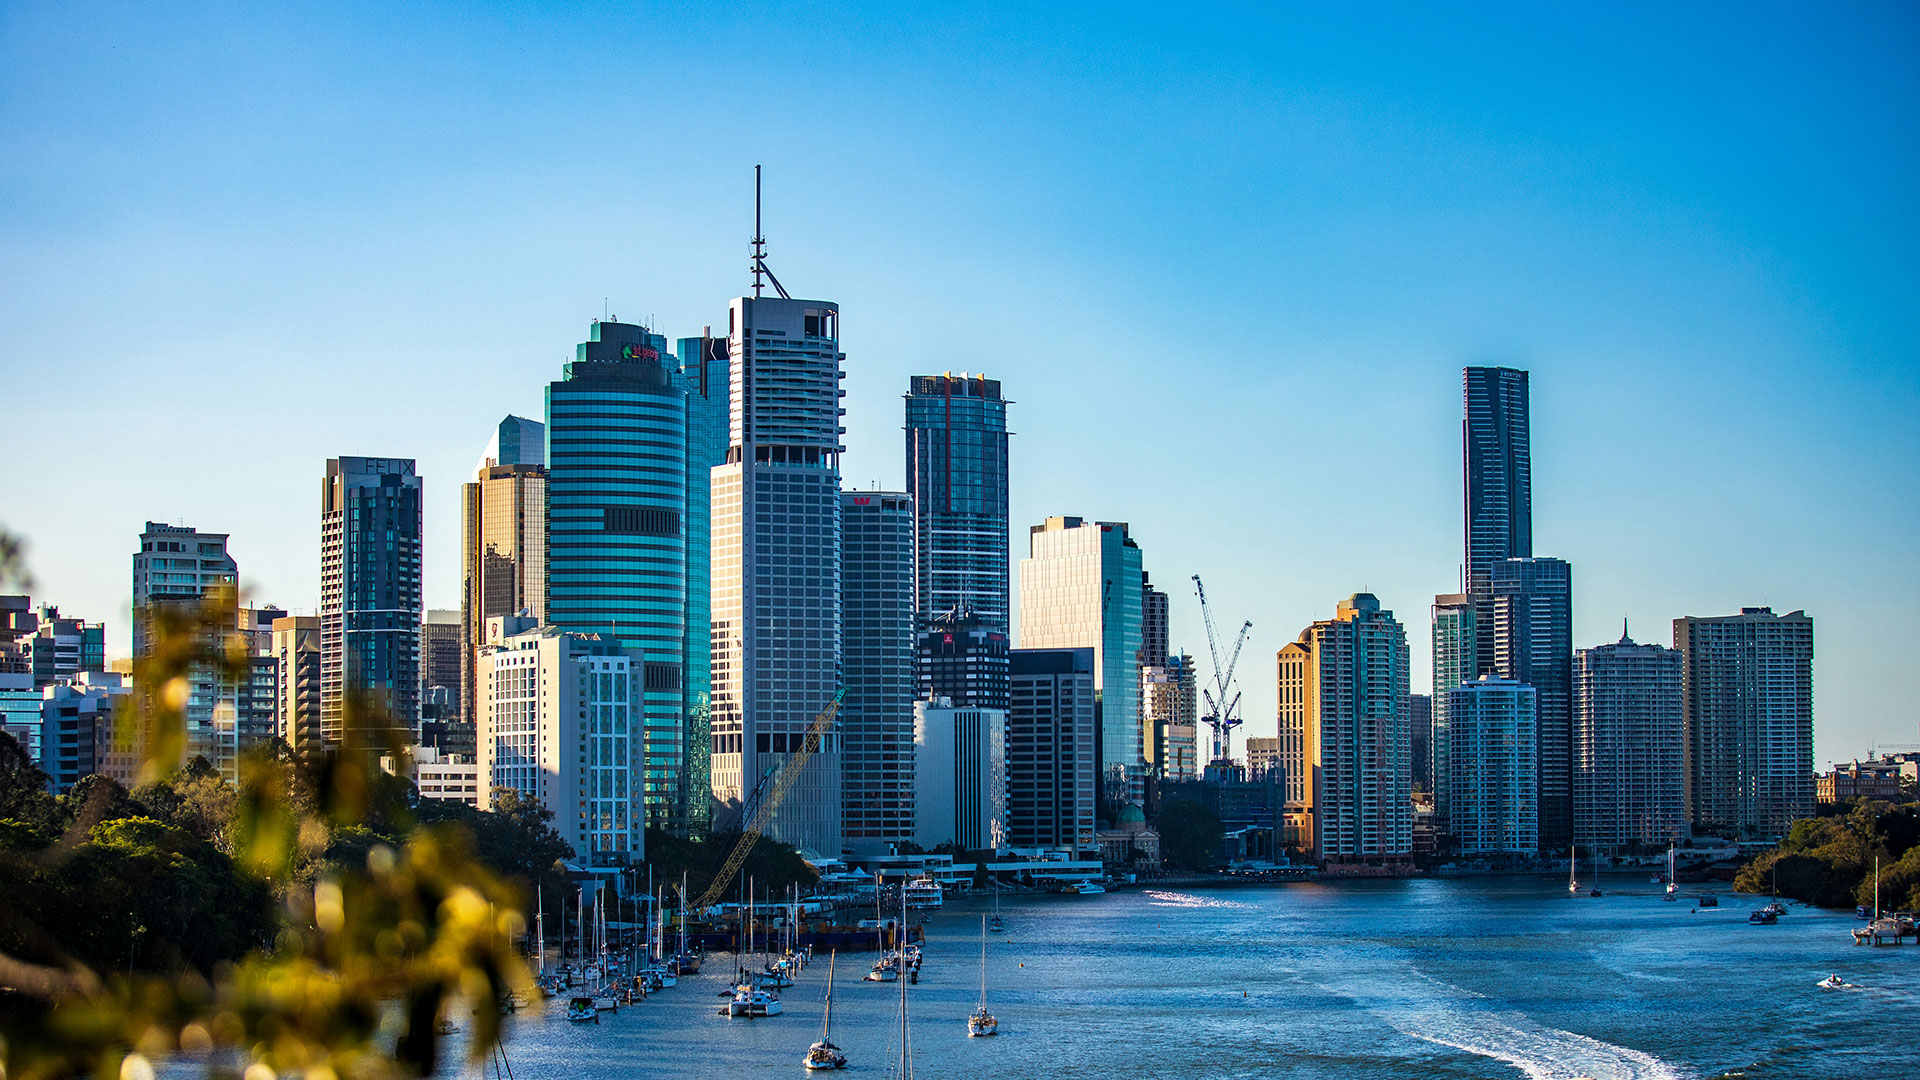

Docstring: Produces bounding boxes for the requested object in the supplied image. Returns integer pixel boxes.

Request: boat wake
[1143,890,1250,909]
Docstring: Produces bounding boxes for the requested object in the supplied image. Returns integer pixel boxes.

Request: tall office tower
[132,522,238,656]
[545,320,691,834]
[1674,607,1814,839]
[917,608,1010,709]
[1018,516,1145,805]
[1574,631,1685,854]
[1490,557,1573,850]
[708,294,847,858]
[460,416,547,738]
[1463,366,1532,676]
[1140,573,1169,669]
[904,373,1010,630]
[1142,653,1198,782]
[24,606,105,688]
[1445,677,1538,856]
[1430,593,1476,835]
[320,456,423,743]
[840,490,916,856]
[1407,693,1432,793]
[272,615,322,757]
[477,618,644,866]
[1275,594,1412,868]
[912,698,1007,851]
[676,333,732,836]
[1006,647,1097,850]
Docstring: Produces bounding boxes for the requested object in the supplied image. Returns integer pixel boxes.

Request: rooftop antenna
[751,165,791,301]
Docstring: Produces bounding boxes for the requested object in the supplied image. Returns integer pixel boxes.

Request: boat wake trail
[1143,890,1251,909]
[1318,966,1690,1080]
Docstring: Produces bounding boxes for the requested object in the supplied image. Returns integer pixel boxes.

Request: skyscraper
[708,294,847,857]
[1140,572,1169,669]
[904,373,1009,630]
[1007,647,1097,850]
[320,457,423,743]
[1275,594,1412,868]
[917,608,1010,710]
[545,320,690,833]
[840,490,915,856]
[1430,592,1476,835]
[912,698,1006,851]
[460,415,546,739]
[1463,366,1532,676]
[1674,608,1814,839]
[1445,677,1538,856]
[675,333,732,837]
[132,522,241,767]
[1491,557,1573,850]
[1018,516,1145,805]
[1407,692,1432,793]
[1574,631,1685,854]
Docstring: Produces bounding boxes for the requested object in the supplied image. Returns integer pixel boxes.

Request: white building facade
[1574,633,1685,854]
[913,698,1006,852]
[1446,676,1538,856]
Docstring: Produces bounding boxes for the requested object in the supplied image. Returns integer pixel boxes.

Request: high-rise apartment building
[1430,593,1476,834]
[912,697,1006,851]
[1006,647,1097,850]
[271,615,322,758]
[840,490,916,855]
[708,294,847,858]
[1490,557,1572,850]
[460,416,547,737]
[1407,693,1432,793]
[133,522,238,656]
[320,456,423,743]
[675,333,732,836]
[1463,366,1532,677]
[1674,608,1814,839]
[545,320,691,834]
[904,374,1009,631]
[1445,677,1538,856]
[1143,653,1198,782]
[1018,516,1145,804]
[1275,594,1412,868]
[1574,632,1685,854]
[1141,573,1169,669]
[917,609,1010,709]
[477,618,643,866]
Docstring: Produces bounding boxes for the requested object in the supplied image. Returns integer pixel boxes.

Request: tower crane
[1192,575,1252,766]
[692,689,844,911]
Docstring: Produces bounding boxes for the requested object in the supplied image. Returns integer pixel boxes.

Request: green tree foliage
[1737,799,1920,910]
[641,828,818,904]
[0,731,60,833]
[1155,799,1225,871]
[415,788,573,899]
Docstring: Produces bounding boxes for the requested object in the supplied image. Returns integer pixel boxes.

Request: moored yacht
[804,950,849,1070]
[968,915,997,1037]
[904,876,945,909]
[565,996,599,1024]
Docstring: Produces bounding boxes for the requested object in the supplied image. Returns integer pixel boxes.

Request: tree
[1156,799,1225,871]
[0,730,59,831]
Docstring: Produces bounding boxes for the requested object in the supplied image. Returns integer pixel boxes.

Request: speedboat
[1818,974,1850,990]
[1698,894,1719,908]
[968,1006,998,1037]
[1748,909,1778,924]
[565,996,599,1024]
[1064,881,1106,895]
[805,1039,848,1069]
[1762,901,1788,917]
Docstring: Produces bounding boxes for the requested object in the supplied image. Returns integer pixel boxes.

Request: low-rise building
[1817,761,1906,804]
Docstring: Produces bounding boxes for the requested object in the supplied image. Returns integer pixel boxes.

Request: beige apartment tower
[460,451,547,735]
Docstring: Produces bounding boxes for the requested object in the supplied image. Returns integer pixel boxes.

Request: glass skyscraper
[904,374,1009,630]
[840,489,916,855]
[460,418,546,741]
[675,333,731,837]
[545,320,689,833]
[1491,556,1573,851]
[1463,366,1532,676]
[320,456,423,743]
[1430,592,1476,837]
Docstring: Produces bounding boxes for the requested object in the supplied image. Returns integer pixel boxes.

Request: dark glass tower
[1463,366,1532,675]
[545,320,690,833]
[905,374,1010,631]
[320,456,422,743]
[840,490,916,854]
[1491,556,1573,851]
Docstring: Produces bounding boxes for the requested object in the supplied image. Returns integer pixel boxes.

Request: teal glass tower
[546,320,690,833]
[675,332,731,836]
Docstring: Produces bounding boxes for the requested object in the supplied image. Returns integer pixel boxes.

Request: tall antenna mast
[749,164,791,301]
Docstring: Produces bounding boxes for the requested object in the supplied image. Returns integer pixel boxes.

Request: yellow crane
[691,689,844,912]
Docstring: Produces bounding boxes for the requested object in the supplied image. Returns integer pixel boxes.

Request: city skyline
[4,4,1916,770]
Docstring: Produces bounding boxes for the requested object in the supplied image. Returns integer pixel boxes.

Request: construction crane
[691,689,844,912]
[1192,575,1252,766]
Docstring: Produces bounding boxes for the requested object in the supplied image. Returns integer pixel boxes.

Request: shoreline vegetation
[1733,799,1920,911]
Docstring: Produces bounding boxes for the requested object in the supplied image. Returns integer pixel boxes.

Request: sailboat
[1589,850,1603,898]
[1664,844,1678,901]
[892,886,915,1079]
[967,915,997,1037]
[865,876,899,982]
[986,884,1005,934]
[1567,845,1579,895]
[804,950,848,1070]
[671,871,701,975]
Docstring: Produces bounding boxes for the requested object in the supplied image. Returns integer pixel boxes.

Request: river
[465,877,1918,1079]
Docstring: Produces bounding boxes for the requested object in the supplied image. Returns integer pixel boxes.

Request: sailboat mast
[980,914,988,1008]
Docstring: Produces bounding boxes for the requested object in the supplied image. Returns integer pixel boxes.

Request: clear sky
[3,2,1916,766]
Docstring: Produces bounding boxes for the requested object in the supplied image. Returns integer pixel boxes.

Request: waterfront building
[1017,516,1145,804]
[545,320,691,834]
[1244,736,1280,780]
[1490,557,1573,851]
[917,608,1010,709]
[1430,593,1477,835]
[675,332,732,837]
[1408,692,1432,793]
[707,294,847,858]
[1462,366,1532,677]
[1573,632,1685,854]
[1007,647,1098,850]
[904,373,1010,631]
[913,697,1007,851]
[841,490,916,855]
[1445,677,1538,856]
[1818,761,1906,804]
[1674,607,1815,839]
[271,615,322,758]
[1275,594,1412,868]
[1143,653,1199,782]
[460,419,546,738]
[477,617,643,865]
[320,456,423,742]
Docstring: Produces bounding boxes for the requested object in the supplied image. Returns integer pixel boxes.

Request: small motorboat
[1064,881,1106,895]
[1818,974,1851,990]
[1748,909,1778,925]
[724,983,783,1017]
[1762,901,1788,918]
[565,996,599,1024]
[1856,904,1874,920]
[1698,894,1719,908]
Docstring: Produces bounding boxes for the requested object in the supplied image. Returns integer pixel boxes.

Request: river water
[468,877,1917,1079]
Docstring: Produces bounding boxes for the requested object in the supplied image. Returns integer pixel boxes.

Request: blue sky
[3,2,1916,765]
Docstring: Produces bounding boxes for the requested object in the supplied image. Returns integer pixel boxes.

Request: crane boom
[1192,574,1252,764]
[692,690,844,911]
